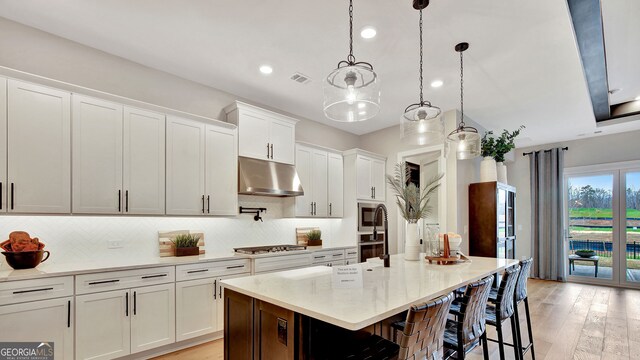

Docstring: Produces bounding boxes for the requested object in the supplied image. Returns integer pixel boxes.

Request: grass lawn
[569,208,640,218]
[571,226,640,232]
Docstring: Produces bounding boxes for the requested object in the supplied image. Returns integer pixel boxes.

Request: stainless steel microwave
[358,203,384,232]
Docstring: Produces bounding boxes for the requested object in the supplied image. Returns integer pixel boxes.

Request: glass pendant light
[323,0,380,122]
[447,42,481,160]
[400,2,443,145]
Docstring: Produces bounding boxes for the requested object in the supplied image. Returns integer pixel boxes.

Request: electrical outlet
[107,239,123,249]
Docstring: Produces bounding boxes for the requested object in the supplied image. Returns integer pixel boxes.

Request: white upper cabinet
[355,153,386,202]
[327,152,344,217]
[123,107,165,215]
[311,150,329,217]
[166,116,206,215]
[0,78,6,213]
[72,95,124,214]
[371,158,386,201]
[225,101,297,165]
[167,116,237,216]
[7,80,71,213]
[294,145,313,216]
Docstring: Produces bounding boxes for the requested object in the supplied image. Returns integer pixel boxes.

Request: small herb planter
[175,247,200,256]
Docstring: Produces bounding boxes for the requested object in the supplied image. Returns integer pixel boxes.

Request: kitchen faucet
[372,203,390,267]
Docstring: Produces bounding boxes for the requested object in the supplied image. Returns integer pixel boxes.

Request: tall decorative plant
[386,162,444,223]
[481,125,525,162]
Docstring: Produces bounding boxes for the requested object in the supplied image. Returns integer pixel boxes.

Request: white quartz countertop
[222,254,519,331]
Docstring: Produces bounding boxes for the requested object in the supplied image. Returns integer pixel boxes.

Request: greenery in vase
[171,234,200,248]
[481,125,525,162]
[386,162,444,223]
[307,230,322,241]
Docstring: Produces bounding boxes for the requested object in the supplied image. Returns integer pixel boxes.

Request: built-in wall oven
[358,203,384,232]
[358,232,385,263]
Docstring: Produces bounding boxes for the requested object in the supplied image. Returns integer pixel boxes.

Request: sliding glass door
[565,162,640,288]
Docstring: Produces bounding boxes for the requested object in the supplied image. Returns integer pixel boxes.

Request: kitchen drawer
[76,266,175,295]
[0,276,73,306]
[314,260,346,268]
[176,259,250,281]
[312,249,345,264]
[345,247,358,259]
[253,253,312,274]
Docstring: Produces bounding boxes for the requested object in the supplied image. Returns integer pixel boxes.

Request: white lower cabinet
[75,283,175,360]
[176,278,217,342]
[0,297,74,359]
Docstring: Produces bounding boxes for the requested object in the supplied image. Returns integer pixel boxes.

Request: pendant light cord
[347,0,355,64]
[459,49,465,128]
[419,9,424,105]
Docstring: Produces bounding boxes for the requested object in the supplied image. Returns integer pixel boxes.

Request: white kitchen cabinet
[72,95,123,214]
[123,107,165,215]
[7,79,71,213]
[215,273,247,330]
[294,145,312,216]
[130,283,176,353]
[225,101,297,165]
[0,78,6,213]
[167,116,237,216]
[327,152,344,217]
[311,150,329,217]
[176,278,217,341]
[355,154,386,201]
[0,297,74,360]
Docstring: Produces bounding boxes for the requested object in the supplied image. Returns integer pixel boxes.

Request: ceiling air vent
[290,72,311,84]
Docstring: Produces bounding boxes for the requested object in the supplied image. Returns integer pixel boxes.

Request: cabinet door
[166,116,205,215]
[72,95,123,214]
[327,152,344,218]
[0,78,6,212]
[372,158,386,201]
[76,290,130,360]
[216,274,248,331]
[123,107,165,215]
[238,111,270,161]
[294,145,313,216]
[0,297,74,360]
[7,80,71,213]
[356,155,373,200]
[311,149,328,217]
[130,283,175,354]
[269,118,295,164]
[205,125,237,215]
[176,278,217,341]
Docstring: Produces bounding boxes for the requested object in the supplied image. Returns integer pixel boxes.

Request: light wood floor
[153,279,640,360]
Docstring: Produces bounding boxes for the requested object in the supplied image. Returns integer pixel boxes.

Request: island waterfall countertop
[222,254,520,331]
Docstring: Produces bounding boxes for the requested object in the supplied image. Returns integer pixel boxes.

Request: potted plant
[480,131,498,182]
[480,125,524,183]
[307,230,322,246]
[171,234,201,256]
[387,162,443,260]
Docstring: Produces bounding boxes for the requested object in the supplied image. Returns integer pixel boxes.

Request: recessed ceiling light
[635,95,640,101]
[430,80,444,88]
[259,65,273,75]
[360,27,377,39]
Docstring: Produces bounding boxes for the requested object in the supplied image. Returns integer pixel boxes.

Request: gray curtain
[530,148,566,281]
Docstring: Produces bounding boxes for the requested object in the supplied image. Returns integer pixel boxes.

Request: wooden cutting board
[158,230,205,257]
[296,227,320,246]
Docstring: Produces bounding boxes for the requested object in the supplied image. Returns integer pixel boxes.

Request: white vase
[480,157,497,182]
[405,222,420,261]
[496,162,508,184]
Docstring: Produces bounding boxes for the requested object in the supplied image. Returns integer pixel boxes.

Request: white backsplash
[0,196,350,266]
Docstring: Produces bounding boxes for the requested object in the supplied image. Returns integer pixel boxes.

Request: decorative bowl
[575,250,595,258]
[2,250,50,269]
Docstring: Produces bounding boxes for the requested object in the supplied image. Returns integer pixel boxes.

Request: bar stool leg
[510,315,521,360]
[481,332,489,360]
[524,298,536,360]
[514,303,525,360]
[497,322,506,360]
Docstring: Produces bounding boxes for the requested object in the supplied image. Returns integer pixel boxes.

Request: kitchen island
[221,254,519,359]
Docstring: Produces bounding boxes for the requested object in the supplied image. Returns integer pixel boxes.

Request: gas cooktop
[234,244,307,255]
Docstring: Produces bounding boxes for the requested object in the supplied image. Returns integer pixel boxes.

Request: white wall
[508,130,640,260]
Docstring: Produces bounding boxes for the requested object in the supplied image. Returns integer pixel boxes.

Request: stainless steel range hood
[238,156,304,197]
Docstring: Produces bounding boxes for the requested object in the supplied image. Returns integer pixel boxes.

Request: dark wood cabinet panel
[224,289,254,360]
[469,181,517,259]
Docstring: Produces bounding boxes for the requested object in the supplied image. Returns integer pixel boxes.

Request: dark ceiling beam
[566,0,611,122]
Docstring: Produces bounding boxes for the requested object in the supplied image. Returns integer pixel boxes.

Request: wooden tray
[425,253,471,265]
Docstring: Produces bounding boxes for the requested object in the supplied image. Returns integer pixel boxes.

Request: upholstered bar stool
[342,293,454,360]
[489,258,535,360]
[484,264,521,360]
[443,276,493,360]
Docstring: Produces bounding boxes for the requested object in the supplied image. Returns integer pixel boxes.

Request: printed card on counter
[332,266,363,288]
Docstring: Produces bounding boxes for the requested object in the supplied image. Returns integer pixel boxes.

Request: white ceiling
[0,0,638,147]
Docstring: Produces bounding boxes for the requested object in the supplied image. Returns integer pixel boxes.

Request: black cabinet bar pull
[125,190,129,212]
[371,186,374,199]
[207,195,210,214]
[267,143,270,158]
[133,291,137,315]
[213,280,217,300]
[125,292,129,317]
[314,256,325,259]
[10,183,14,210]
[219,283,222,298]
[67,300,71,328]
[0,182,3,210]
[202,195,205,213]
[187,269,209,274]
[332,254,342,257]
[13,287,54,294]
[88,279,119,285]
[118,190,121,212]
[310,203,313,215]
[226,265,245,269]
[373,187,376,199]
[141,274,167,279]
[270,144,274,159]
[329,203,332,216]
